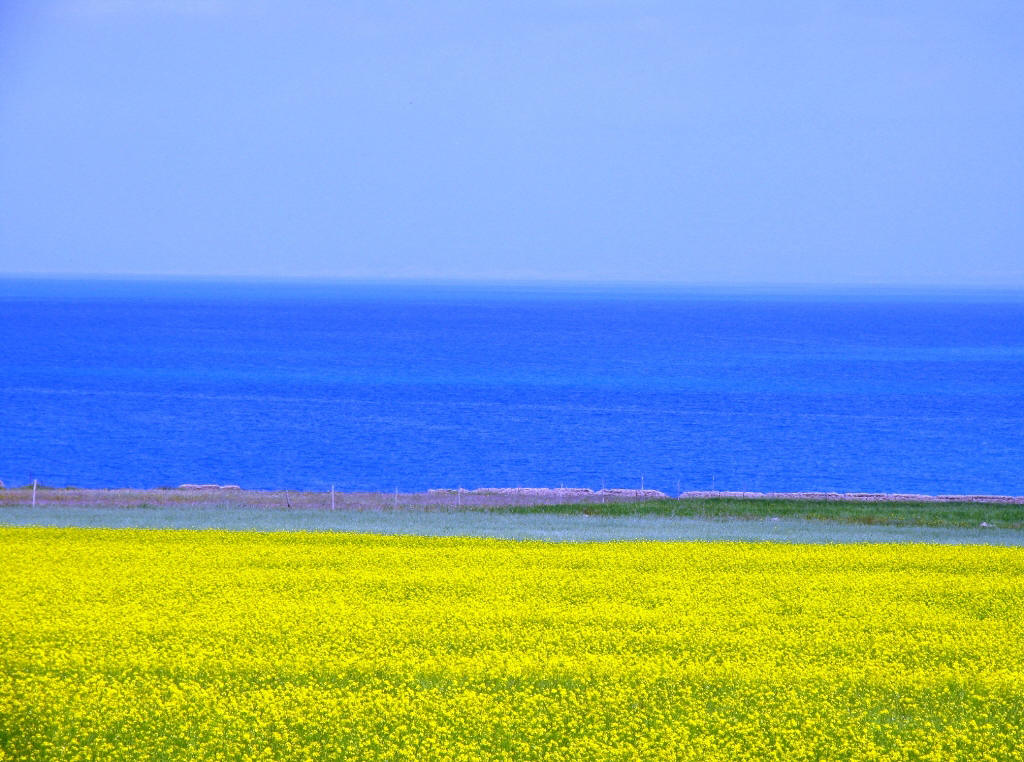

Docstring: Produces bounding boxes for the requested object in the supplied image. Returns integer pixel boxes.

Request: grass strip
[488,497,1024,528]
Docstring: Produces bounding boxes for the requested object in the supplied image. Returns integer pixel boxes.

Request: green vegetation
[494,497,1024,528]
[2,486,1021,529]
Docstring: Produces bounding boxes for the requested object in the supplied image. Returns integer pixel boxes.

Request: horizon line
[3,272,1024,294]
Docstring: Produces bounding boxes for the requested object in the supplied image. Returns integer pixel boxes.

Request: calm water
[2,279,1023,494]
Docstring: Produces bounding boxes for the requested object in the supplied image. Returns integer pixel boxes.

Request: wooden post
[331,484,335,511]
[32,479,37,508]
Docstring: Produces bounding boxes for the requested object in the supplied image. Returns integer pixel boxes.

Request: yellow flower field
[1,528,1023,761]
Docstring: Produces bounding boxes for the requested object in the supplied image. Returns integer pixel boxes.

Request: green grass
[492,497,1024,528]
[3,486,1022,530]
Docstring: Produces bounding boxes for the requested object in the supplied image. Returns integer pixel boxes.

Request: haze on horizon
[1,1,1022,287]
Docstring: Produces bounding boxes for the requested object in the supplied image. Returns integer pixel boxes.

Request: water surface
[2,279,1022,494]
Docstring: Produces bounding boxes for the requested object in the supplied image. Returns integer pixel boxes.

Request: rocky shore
[2,485,1022,508]
[678,490,1024,504]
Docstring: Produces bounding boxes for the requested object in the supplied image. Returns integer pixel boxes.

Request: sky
[0,1,1022,286]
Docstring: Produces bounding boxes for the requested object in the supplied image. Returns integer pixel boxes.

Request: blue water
[2,279,1023,494]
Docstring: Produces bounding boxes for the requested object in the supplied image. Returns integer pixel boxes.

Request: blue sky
[1,1,1022,285]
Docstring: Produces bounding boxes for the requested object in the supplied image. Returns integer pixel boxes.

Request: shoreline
[3,486,1024,507]
[4,486,1023,540]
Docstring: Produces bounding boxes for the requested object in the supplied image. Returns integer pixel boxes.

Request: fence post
[331,484,335,511]
[32,478,37,508]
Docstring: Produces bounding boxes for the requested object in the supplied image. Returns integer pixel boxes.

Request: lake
[2,279,1022,494]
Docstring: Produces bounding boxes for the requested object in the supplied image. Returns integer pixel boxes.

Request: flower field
[2,528,1023,760]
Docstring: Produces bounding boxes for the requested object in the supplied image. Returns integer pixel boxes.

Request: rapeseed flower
[1,528,1022,760]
